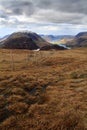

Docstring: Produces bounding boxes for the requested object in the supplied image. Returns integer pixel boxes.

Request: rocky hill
[0,32,68,50]
[0,32,50,50]
[66,32,87,48]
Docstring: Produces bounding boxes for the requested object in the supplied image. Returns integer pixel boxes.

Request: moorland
[0,48,87,130]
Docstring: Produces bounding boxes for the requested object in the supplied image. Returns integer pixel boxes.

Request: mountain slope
[0,32,50,50]
[40,44,67,50]
[0,35,9,42]
[66,32,87,48]
[75,32,87,38]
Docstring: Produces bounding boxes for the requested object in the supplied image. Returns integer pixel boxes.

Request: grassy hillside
[53,38,73,44]
[66,32,87,48]
[0,48,87,129]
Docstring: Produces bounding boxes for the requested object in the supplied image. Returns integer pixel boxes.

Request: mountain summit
[0,32,50,50]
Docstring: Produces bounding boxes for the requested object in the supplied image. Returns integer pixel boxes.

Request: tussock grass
[0,48,87,129]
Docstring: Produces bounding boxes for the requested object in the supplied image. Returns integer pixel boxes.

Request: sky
[0,0,87,37]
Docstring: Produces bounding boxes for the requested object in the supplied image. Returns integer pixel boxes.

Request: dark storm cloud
[28,0,87,15]
[0,0,35,16]
[0,0,87,25]
[35,0,87,24]
[36,0,87,14]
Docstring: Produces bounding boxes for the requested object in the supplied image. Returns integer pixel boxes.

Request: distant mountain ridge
[40,34,74,42]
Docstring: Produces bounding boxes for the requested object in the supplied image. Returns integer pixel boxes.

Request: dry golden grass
[0,48,87,130]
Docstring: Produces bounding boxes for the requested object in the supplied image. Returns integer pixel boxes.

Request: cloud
[0,0,87,24]
[0,0,35,16]
[0,0,87,36]
[36,0,87,14]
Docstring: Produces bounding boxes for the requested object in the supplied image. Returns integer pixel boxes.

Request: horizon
[1,28,87,38]
[0,29,76,38]
[0,0,87,37]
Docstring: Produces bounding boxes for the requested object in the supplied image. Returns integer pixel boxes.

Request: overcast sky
[0,0,87,37]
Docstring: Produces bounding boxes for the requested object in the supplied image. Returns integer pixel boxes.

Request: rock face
[0,32,50,50]
[66,32,87,48]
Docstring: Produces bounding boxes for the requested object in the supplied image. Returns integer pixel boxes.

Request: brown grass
[0,48,87,129]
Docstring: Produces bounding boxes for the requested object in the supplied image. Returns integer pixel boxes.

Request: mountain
[0,32,68,50]
[0,32,50,50]
[40,34,74,42]
[75,32,87,38]
[66,32,87,48]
